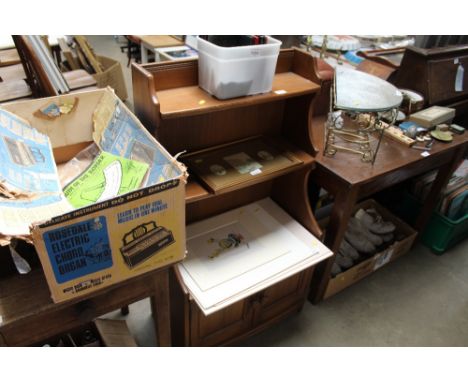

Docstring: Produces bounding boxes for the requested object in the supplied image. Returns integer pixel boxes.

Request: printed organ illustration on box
[120,221,174,268]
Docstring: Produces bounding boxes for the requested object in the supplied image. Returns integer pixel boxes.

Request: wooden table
[0,266,173,346]
[136,35,184,64]
[309,115,468,302]
[0,48,20,67]
[0,35,64,50]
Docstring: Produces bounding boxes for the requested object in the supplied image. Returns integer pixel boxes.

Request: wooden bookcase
[391,45,468,124]
[132,48,325,346]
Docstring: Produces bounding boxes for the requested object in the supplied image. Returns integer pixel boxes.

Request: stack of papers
[178,198,333,315]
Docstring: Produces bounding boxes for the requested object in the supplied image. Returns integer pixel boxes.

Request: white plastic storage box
[197,36,282,100]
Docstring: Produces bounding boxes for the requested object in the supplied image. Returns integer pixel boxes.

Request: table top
[0,35,64,50]
[0,265,170,329]
[0,48,20,67]
[137,35,184,49]
[313,115,468,187]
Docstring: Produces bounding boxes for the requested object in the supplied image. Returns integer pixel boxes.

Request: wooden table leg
[141,44,148,64]
[415,146,466,234]
[52,45,61,68]
[150,269,172,346]
[120,305,130,316]
[309,185,360,303]
[0,332,6,346]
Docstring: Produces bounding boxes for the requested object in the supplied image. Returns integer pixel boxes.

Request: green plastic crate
[421,212,468,254]
[396,192,468,255]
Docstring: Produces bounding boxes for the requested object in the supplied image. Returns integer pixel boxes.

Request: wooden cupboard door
[190,298,251,346]
[428,56,468,104]
[253,268,313,326]
[188,267,315,346]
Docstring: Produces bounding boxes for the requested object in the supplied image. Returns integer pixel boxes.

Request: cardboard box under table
[36,318,137,347]
[93,55,128,101]
[324,199,417,299]
[0,88,186,303]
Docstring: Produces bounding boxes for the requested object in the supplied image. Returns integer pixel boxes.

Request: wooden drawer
[428,56,468,104]
[178,266,315,346]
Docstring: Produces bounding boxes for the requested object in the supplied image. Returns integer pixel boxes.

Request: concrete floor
[90,35,468,347]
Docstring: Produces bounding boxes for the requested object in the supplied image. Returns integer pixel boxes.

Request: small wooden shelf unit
[132,48,325,346]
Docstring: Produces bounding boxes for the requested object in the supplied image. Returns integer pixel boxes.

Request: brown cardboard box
[408,106,455,128]
[324,199,417,299]
[41,319,137,347]
[93,55,128,101]
[1,88,186,303]
[94,318,137,346]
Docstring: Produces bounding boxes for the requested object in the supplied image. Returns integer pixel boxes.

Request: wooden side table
[0,265,173,346]
[136,35,184,64]
[309,115,468,302]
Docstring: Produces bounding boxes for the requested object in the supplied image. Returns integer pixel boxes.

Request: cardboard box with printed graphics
[0,88,187,303]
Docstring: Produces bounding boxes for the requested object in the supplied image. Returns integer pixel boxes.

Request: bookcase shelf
[156,72,320,119]
[185,179,210,204]
[132,48,326,346]
[184,138,315,204]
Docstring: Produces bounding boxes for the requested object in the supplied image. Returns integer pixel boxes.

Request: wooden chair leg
[126,39,132,67]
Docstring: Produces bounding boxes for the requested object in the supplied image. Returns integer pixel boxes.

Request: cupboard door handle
[258,292,266,304]
[250,291,266,305]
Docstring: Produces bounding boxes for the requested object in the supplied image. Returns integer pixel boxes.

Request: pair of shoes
[381,232,394,243]
[339,238,360,261]
[348,217,383,246]
[335,252,353,270]
[355,208,396,235]
[332,238,361,277]
[331,262,342,277]
[344,224,376,254]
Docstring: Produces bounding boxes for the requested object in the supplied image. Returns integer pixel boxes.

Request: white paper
[373,248,394,270]
[180,252,331,315]
[0,109,72,241]
[223,152,262,174]
[184,203,311,291]
[10,241,31,274]
[179,198,333,314]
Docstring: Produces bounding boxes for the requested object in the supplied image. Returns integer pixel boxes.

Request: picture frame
[182,136,303,193]
[155,45,198,61]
